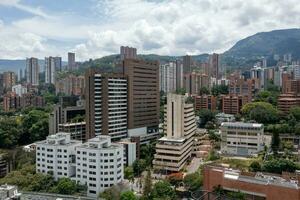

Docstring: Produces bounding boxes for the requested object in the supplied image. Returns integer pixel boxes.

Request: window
[89,190,96,194]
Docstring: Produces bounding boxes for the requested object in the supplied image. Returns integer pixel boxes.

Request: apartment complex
[159,62,176,93]
[278,94,300,114]
[68,52,76,70]
[192,95,217,111]
[3,71,16,92]
[45,56,61,84]
[122,59,160,141]
[55,75,85,96]
[220,122,264,156]
[75,136,123,197]
[203,165,300,200]
[26,57,39,86]
[36,133,124,198]
[3,92,45,112]
[184,72,209,95]
[85,69,128,140]
[221,94,249,115]
[120,46,137,60]
[153,93,196,173]
[209,53,220,78]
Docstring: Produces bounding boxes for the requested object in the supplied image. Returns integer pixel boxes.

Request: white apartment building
[36,132,82,180]
[220,122,264,156]
[36,133,124,198]
[153,93,196,173]
[12,84,27,97]
[75,136,123,197]
[159,62,176,93]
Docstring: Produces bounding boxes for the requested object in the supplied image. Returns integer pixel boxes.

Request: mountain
[223,28,300,66]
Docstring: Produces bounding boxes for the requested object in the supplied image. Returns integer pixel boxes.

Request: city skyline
[1,0,300,60]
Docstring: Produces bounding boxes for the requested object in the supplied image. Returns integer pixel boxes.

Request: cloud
[2,0,300,60]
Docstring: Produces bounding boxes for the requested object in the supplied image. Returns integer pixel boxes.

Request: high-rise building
[26,57,39,86]
[120,46,137,60]
[220,122,264,156]
[45,57,56,84]
[68,52,76,70]
[122,59,160,142]
[159,62,176,93]
[153,93,196,173]
[3,71,16,92]
[209,53,220,79]
[183,55,192,73]
[18,68,23,82]
[176,60,183,89]
[85,69,128,141]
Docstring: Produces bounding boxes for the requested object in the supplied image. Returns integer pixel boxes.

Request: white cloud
[2,0,300,60]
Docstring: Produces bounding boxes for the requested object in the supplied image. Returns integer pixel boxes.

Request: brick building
[278,94,300,114]
[203,165,300,200]
[221,95,249,115]
[192,95,217,111]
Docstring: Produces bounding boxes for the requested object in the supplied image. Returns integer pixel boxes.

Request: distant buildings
[3,71,16,92]
[221,94,249,115]
[120,46,137,60]
[183,55,192,73]
[36,133,124,198]
[193,95,217,111]
[220,122,264,156]
[45,56,61,84]
[159,62,176,93]
[209,53,220,79]
[153,93,196,173]
[26,57,39,86]
[3,92,45,112]
[12,84,27,97]
[203,165,300,200]
[55,75,85,96]
[68,52,76,70]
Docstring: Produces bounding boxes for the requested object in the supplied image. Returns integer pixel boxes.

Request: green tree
[183,171,203,191]
[51,178,77,195]
[124,166,135,185]
[143,170,152,199]
[289,106,300,121]
[197,109,216,128]
[199,87,210,95]
[175,88,186,95]
[262,159,299,174]
[99,186,121,200]
[132,159,147,177]
[249,161,261,172]
[151,181,176,200]
[271,132,280,155]
[120,191,137,200]
[211,85,228,96]
[140,143,156,166]
[0,117,21,148]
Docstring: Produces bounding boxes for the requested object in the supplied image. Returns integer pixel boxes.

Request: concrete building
[45,56,61,84]
[75,136,123,197]
[0,185,21,200]
[26,57,39,86]
[184,72,209,95]
[215,113,235,125]
[68,52,76,70]
[183,55,192,73]
[3,71,16,92]
[36,133,82,180]
[220,122,264,156]
[193,95,217,112]
[159,62,176,93]
[209,53,220,79]
[122,59,160,142]
[85,69,127,141]
[120,46,137,60]
[153,93,196,173]
[12,84,27,97]
[203,165,300,200]
[58,122,86,142]
[176,60,183,90]
[55,75,85,96]
[221,94,249,115]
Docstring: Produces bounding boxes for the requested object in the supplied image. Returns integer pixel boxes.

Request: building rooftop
[221,122,263,128]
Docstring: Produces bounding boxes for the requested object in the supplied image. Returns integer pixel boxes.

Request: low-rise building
[220,122,264,156]
[278,94,300,114]
[221,94,249,115]
[0,185,21,200]
[215,113,235,124]
[203,165,300,200]
[192,95,217,112]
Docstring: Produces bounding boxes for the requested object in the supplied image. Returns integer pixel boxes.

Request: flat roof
[221,122,263,128]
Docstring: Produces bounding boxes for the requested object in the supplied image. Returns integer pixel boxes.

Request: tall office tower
[183,55,192,73]
[26,57,39,86]
[0,74,3,95]
[209,53,220,79]
[45,57,58,84]
[153,93,196,173]
[120,46,137,60]
[122,59,160,142]
[176,60,183,89]
[85,69,128,141]
[18,68,23,82]
[159,62,176,93]
[68,52,76,70]
[54,56,62,71]
[3,71,16,92]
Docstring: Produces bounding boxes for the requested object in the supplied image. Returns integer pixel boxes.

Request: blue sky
[0,0,300,61]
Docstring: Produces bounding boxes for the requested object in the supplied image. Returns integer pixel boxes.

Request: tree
[289,106,300,121]
[120,191,137,200]
[206,150,220,161]
[262,159,299,174]
[151,181,176,199]
[199,87,210,95]
[51,178,77,195]
[197,109,216,128]
[271,132,280,155]
[176,88,186,95]
[211,85,229,96]
[143,170,152,199]
[124,166,134,183]
[99,186,121,200]
[183,171,203,191]
[0,117,21,148]
[241,102,279,124]
[132,159,147,177]
[140,143,156,166]
[249,161,261,172]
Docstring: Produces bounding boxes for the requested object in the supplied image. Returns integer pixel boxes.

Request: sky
[0,0,300,61]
